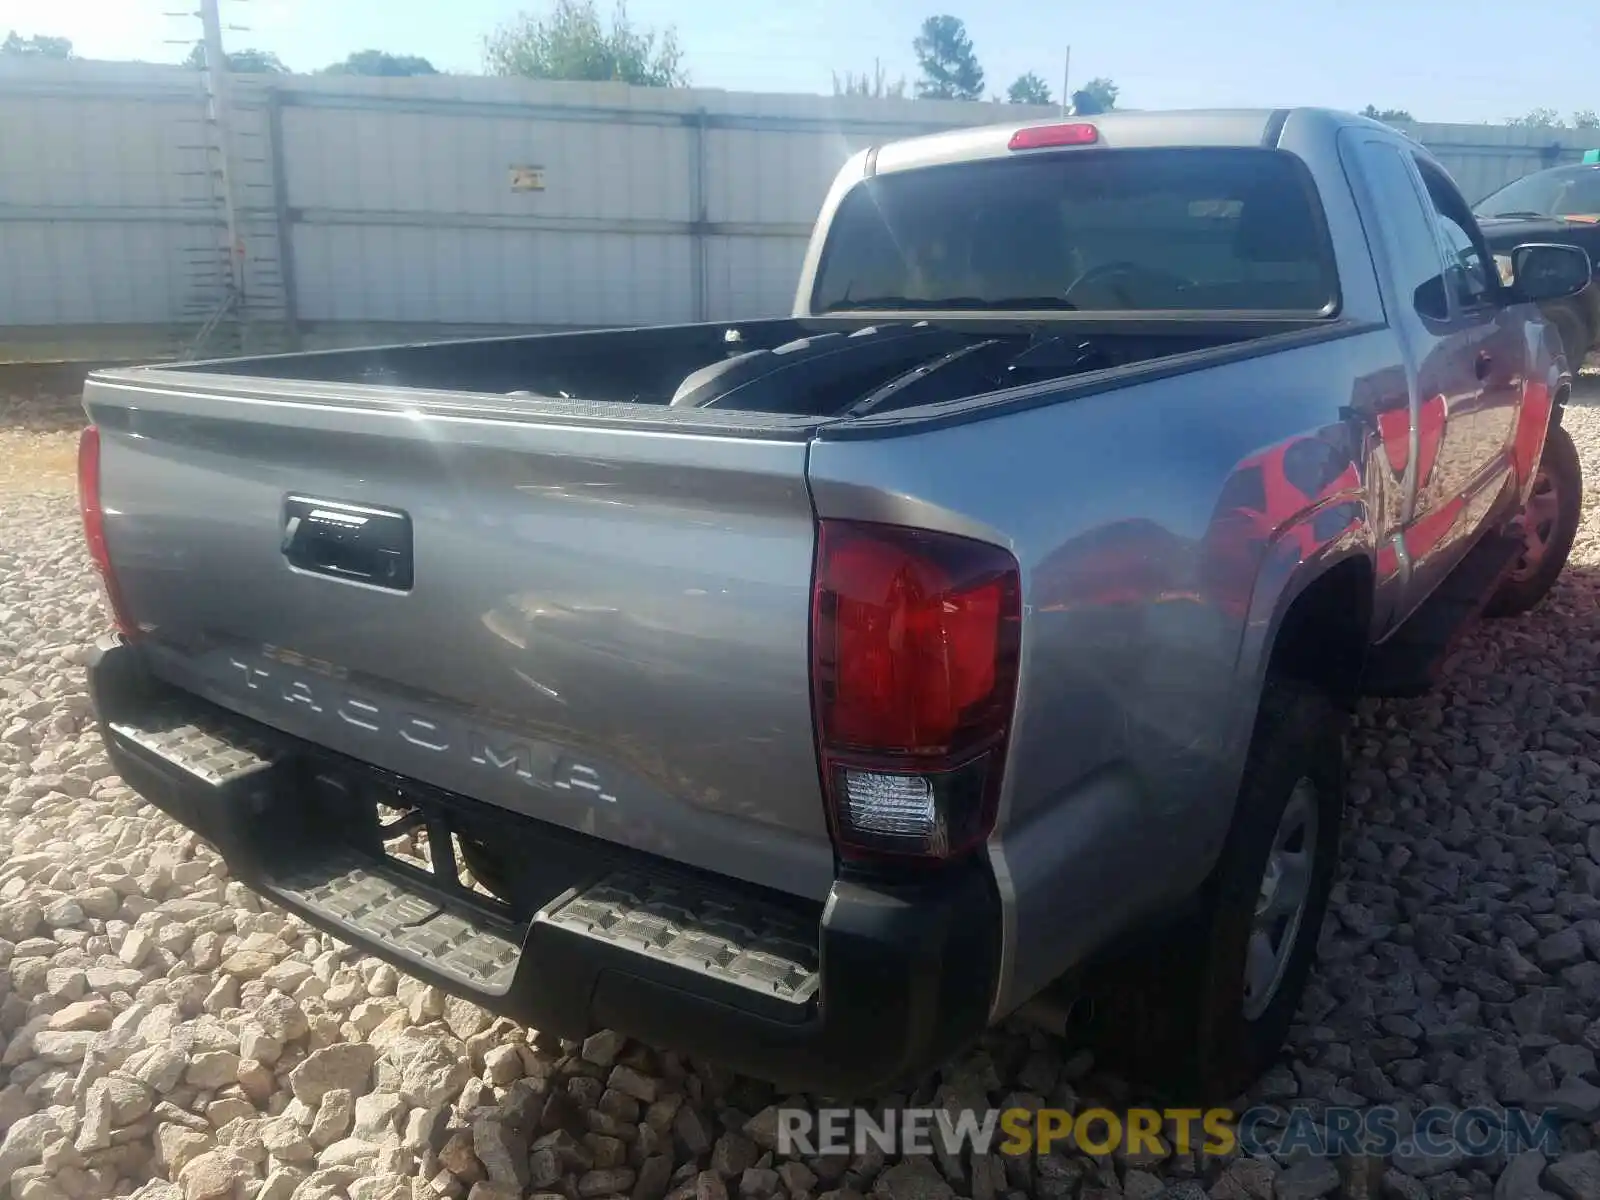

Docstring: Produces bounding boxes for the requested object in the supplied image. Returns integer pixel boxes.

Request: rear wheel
[1485,424,1582,618]
[1082,682,1344,1104]
[458,837,517,905]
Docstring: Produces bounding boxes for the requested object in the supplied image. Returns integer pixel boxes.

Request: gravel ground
[0,392,81,496]
[2,394,1600,1200]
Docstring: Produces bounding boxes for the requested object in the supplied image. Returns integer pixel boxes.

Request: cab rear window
[812,148,1340,316]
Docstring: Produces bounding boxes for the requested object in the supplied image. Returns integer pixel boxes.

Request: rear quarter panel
[808,327,1405,1012]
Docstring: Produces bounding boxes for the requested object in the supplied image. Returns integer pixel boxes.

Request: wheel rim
[1508,464,1561,583]
[1242,778,1318,1021]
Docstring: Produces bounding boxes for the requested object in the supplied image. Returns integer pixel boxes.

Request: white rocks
[308,1087,353,1149]
[288,1043,376,1105]
[608,1064,660,1104]
[353,1175,413,1200]
[84,966,144,992]
[42,897,84,928]
[156,1125,214,1177]
[218,949,275,980]
[118,928,153,967]
[581,1029,626,1068]
[406,984,446,1024]
[185,1051,242,1091]
[472,1117,528,1191]
[206,1098,257,1130]
[260,960,312,994]
[254,994,307,1043]
[45,998,113,1032]
[384,1032,472,1109]
[201,975,238,1015]
[0,902,41,942]
[177,1148,255,1200]
[0,1110,63,1179]
[238,1023,282,1066]
[77,886,119,920]
[260,1117,314,1165]
[43,967,86,1003]
[29,1030,96,1064]
[481,1044,522,1087]
[235,1059,275,1107]
[125,1045,187,1094]
[442,997,491,1041]
[351,1091,406,1141]
[365,963,399,998]
[318,1136,381,1168]
[76,1073,153,1149]
[403,1104,448,1156]
[257,1168,304,1200]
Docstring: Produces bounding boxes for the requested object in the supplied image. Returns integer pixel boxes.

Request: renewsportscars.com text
[775,1105,1565,1161]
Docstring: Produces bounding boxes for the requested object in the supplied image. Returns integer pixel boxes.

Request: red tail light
[1008,122,1098,151]
[78,426,136,638]
[811,520,1022,860]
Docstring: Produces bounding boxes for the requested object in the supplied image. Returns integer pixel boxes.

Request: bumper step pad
[101,677,821,1013]
[542,871,820,1006]
[270,852,522,993]
[109,702,282,786]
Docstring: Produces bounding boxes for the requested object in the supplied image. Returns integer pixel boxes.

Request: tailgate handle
[282,497,414,592]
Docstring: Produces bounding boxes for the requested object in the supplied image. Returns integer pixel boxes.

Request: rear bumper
[88,637,999,1095]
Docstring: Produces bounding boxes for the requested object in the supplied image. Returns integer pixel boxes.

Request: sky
[5,0,1600,126]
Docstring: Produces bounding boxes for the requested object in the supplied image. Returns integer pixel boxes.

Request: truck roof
[870,107,1384,177]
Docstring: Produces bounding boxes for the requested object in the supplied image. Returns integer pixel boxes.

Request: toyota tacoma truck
[81,108,1588,1103]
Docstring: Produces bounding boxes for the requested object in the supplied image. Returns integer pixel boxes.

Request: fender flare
[1215,502,1377,835]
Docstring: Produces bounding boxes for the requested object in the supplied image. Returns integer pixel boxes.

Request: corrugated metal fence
[1,60,1593,362]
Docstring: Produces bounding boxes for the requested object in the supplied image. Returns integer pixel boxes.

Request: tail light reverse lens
[78,425,136,637]
[811,519,1021,859]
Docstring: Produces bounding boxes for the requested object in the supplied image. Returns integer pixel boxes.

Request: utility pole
[1061,46,1071,116]
[198,0,246,313]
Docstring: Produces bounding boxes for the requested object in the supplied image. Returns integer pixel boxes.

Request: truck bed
[82,315,1359,905]
[162,317,1295,418]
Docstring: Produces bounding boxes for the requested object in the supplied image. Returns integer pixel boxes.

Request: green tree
[1071,77,1118,115]
[833,61,907,99]
[321,50,438,76]
[484,0,686,87]
[1361,105,1413,122]
[1506,108,1565,128]
[184,44,290,73]
[1573,110,1600,129]
[2,31,72,58]
[913,15,984,101]
[1006,72,1052,106]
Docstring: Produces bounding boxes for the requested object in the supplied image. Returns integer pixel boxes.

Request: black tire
[1485,424,1583,618]
[1082,682,1345,1106]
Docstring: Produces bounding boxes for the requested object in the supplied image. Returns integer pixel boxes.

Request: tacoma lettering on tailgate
[227,653,619,804]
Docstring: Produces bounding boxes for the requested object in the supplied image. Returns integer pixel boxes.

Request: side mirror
[1505,243,1592,301]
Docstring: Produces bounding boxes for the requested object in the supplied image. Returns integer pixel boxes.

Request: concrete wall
[1,60,1593,361]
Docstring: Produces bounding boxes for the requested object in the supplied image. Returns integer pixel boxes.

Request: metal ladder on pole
[166,0,292,360]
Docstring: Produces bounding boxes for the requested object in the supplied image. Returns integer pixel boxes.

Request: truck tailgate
[84,372,835,900]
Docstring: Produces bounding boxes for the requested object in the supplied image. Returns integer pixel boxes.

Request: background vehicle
[1474,159,1600,367]
[81,108,1587,1102]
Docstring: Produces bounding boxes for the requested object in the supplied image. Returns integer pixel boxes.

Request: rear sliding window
[812,148,1340,315]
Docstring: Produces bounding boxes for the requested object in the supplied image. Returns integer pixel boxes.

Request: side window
[1414,158,1495,311]
[1353,140,1452,320]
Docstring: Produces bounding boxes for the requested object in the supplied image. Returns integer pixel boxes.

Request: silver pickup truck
[81,108,1589,1103]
